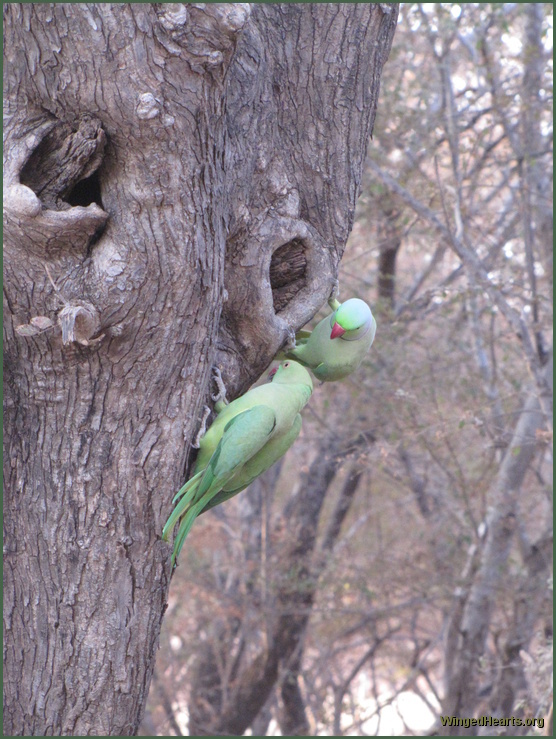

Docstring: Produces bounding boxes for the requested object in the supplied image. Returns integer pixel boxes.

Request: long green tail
[169,496,211,566]
[162,470,203,542]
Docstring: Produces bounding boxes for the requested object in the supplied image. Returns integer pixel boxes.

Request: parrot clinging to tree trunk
[163,360,313,565]
[283,296,377,381]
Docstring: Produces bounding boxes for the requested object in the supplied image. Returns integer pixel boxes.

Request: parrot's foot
[192,405,211,448]
[211,367,228,406]
[328,279,341,311]
[283,327,297,352]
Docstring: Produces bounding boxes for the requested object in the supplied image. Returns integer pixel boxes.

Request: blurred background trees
[145,4,552,735]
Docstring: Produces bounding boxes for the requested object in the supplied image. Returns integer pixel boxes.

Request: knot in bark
[58,301,101,346]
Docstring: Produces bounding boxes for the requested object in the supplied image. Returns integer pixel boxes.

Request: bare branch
[367,158,548,395]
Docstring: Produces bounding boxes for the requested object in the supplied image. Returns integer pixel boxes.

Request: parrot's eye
[283,362,290,367]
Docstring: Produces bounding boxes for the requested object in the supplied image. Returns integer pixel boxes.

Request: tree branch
[367,159,549,396]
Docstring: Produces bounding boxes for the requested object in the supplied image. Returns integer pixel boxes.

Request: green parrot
[284,297,376,381]
[162,360,313,565]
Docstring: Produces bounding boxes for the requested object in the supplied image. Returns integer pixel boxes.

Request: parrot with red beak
[283,297,376,381]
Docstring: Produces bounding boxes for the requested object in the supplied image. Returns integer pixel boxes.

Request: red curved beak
[268,366,278,380]
[330,322,346,340]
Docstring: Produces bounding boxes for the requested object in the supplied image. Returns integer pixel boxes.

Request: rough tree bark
[3,3,398,735]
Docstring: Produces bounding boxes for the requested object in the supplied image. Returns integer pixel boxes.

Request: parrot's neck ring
[339,322,372,342]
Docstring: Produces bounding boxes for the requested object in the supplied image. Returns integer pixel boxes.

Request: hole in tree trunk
[66,170,104,208]
[20,117,105,210]
[269,238,308,313]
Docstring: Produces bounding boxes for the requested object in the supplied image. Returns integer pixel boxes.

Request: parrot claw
[211,367,228,405]
[283,327,297,352]
[328,279,341,311]
[192,406,211,448]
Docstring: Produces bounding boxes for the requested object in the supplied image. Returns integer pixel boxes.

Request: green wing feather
[200,413,303,513]
[164,405,277,564]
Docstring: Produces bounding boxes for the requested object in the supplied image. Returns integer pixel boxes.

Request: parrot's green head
[331,298,375,341]
[268,360,313,390]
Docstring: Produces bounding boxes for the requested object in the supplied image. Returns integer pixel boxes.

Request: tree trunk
[376,194,402,308]
[3,3,398,735]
